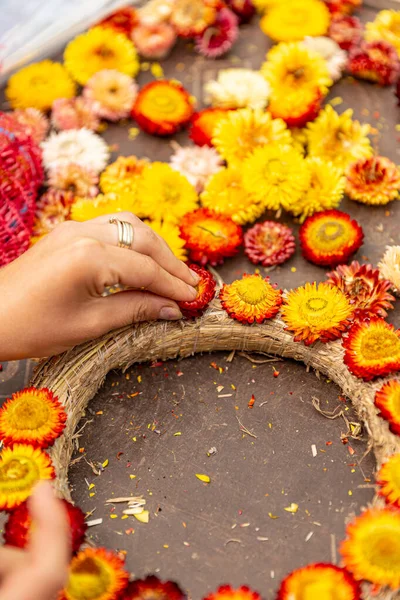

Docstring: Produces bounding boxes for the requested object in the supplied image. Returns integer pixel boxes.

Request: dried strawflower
[132,23,177,60]
[41,129,110,173]
[268,88,322,128]
[178,265,216,318]
[132,80,194,136]
[277,563,361,600]
[306,105,372,171]
[195,8,239,58]
[303,36,347,82]
[375,380,400,436]
[70,193,139,222]
[366,10,400,58]
[220,274,283,324]
[138,0,175,26]
[260,0,330,42]
[48,163,99,198]
[341,508,400,589]
[348,40,400,86]
[326,261,395,320]
[226,0,256,24]
[64,26,139,85]
[299,209,364,267]
[83,70,138,121]
[6,60,76,111]
[4,499,87,553]
[97,7,139,36]
[0,387,67,449]
[328,14,363,51]
[9,108,49,144]
[244,221,296,267]
[51,98,100,132]
[33,189,74,238]
[123,576,186,600]
[212,107,292,165]
[0,444,54,510]
[343,318,400,380]
[377,454,400,508]
[146,220,187,262]
[170,0,219,38]
[345,156,400,206]
[282,282,353,345]
[324,0,361,14]
[378,246,400,294]
[170,144,223,192]
[205,69,270,110]
[203,585,262,600]
[190,108,230,147]
[179,208,243,265]
[201,167,264,225]
[100,155,148,195]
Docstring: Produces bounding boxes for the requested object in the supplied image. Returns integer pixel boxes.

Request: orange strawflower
[189,108,230,146]
[220,274,283,324]
[277,563,361,600]
[178,265,216,318]
[203,585,261,600]
[374,380,400,436]
[376,454,400,508]
[346,156,400,206]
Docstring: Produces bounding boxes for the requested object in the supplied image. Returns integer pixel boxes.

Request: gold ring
[109,218,134,250]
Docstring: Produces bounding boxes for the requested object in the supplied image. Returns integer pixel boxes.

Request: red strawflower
[189,108,230,147]
[396,77,400,106]
[324,0,361,15]
[348,40,400,86]
[96,7,138,36]
[179,208,243,266]
[123,575,186,600]
[244,221,296,267]
[195,8,239,58]
[203,584,262,600]
[178,264,216,318]
[328,14,363,51]
[226,0,256,24]
[375,380,400,436]
[4,499,87,553]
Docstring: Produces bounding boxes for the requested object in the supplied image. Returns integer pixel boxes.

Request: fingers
[0,547,25,576]
[104,246,198,303]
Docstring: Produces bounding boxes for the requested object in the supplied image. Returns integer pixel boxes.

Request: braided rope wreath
[29,280,400,600]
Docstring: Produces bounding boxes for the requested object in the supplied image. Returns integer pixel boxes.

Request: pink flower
[195,8,239,58]
[132,22,177,60]
[51,97,100,131]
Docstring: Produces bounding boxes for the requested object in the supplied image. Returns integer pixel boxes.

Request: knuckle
[140,256,158,288]
[132,297,151,322]
[68,237,106,267]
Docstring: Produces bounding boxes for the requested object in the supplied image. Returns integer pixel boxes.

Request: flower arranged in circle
[212,107,292,165]
[0,387,67,449]
[260,0,330,42]
[146,220,187,261]
[379,246,400,295]
[299,209,364,267]
[132,23,177,60]
[201,167,264,225]
[340,508,400,589]
[51,97,100,132]
[195,8,239,59]
[306,106,372,171]
[281,282,353,345]
[203,585,262,600]
[60,548,129,600]
[268,88,322,129]
[244,221,296,267]
[48,163,99,198]
[0,444,55,510]
[132,80,195,136]
[289,157,345,222]
[100,155,149,195]
[205,69,270,110]
[277,563,361,600]
[97,7,139,36]
[343,318,400,380]
[220,274,283,324]
[4,498,87,553]
[366,10,400,58]
[123,575,187,600]
[261,42,332,97]
[83,70,138,121]
[326,261,395,320]
[178,265,216,318]
[328,14,363,51]
[9,108,49,144]
[170,0,219,37]
[303,36,347,82]
[6,60,76,111]
[345,156,400,206]
[242,144,310,212]
[32,190,74,239]
[179,208,243,265]
[377,454,400,508]
[348,40,400,86]
[41,129,110,173]
[170,144,223,193]
[64,26,139,85]
[189,108,230,147]
[136,162,198,223]
[70,193,140,222]
[375,380,400,436]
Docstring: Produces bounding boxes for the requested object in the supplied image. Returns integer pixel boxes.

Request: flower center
[295,577,337,599]
[317,221,345,242]
[67,557,111,600]
[392,388,400,414]
[305,297,329,312]
[236,278,268,305]
[96,45,114,59]
[0,459,30,482]
[196,221,228,240]
[363,530,400,571]
[361,330,400,360]
[151,94,178,115]
[9,397,50,430]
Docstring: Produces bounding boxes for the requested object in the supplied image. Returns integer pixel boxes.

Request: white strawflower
[303,37,347,82]
[41,129,110,174]
[378,245,400,295]
[170,144,223,193]
[138,0,174,25]
[204,68,270,110]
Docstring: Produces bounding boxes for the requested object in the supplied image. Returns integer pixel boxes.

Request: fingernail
[187,284,199,299]
[190,269,201,285]
[159,307,183,321]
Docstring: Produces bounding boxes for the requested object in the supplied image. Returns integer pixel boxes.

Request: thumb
[100,290,183,330]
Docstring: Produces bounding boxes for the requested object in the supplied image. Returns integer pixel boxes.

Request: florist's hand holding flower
[0,482,70,600]
[0,213,199,360]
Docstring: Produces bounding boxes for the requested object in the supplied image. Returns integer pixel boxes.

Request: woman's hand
[0,213,199,360]
[0,482,71,600]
